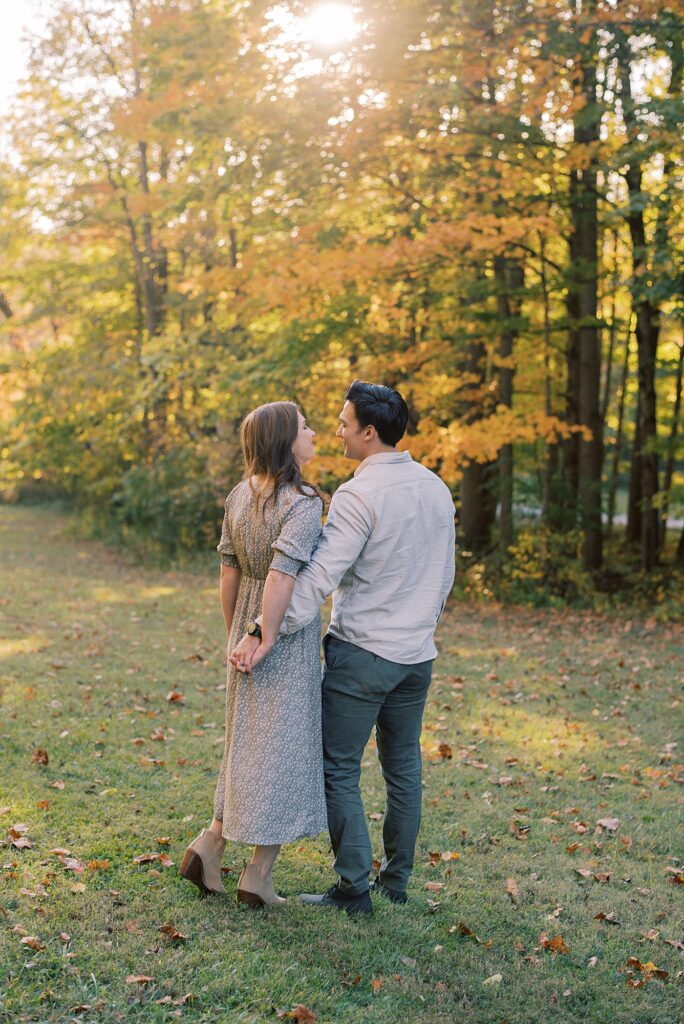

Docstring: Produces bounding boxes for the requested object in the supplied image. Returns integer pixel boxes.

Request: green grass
[1,504,682,1024]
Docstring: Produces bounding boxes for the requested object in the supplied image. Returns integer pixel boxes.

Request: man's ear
[363,424,377,440]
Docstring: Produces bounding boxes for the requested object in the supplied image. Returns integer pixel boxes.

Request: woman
[179,401,327,907]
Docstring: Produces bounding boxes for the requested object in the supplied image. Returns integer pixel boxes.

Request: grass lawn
[1,504,682,1024]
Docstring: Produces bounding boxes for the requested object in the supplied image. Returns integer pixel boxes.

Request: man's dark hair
[345,379,409,446]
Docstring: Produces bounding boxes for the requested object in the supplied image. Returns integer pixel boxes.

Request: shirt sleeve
[216,494,239,568]
[436,511,456,622]
[279,486,373,635]
[270,496,323,578]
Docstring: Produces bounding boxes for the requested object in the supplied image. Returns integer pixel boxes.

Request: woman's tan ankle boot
[179,828,226,895]
[237,864,286,908]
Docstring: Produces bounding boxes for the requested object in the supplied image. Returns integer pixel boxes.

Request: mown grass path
[1,505,682,1024]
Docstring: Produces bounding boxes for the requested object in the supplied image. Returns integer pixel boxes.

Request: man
[235,380,455,915]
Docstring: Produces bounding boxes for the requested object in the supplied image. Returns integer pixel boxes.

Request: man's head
[337,379,409,461]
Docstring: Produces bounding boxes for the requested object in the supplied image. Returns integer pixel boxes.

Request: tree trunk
[494,255,522,551]
[626,402,642,544]
[460,461,498,553]
[459,335,497,553]
[618,38,660,570]
[660,336,684,543]
[607,318,632,536]
[569,28,603,569]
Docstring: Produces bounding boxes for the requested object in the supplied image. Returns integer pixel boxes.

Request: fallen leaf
[57,856,85,874]
[70,883,86,893]
[596,817,620,831]
[370,978,384,994]
[438,743,453,759]
[540,933,569,954]
[166,691,184,703]
[483,974,503,986]
[36,800,50,810]
[281,1007,317,1023]
[587,956,599,968]
[424,881,445,892]
[48,780,65,790]
[20,936,45,951]
[133,852,159,864]
[125,975,154,985]
[641,929,660,941]
[594,911,620,925]
[506,878,519,903]
[400,956,416,967]
[31,749,49,766]
[11,836,32,850]
[159,923,190,942]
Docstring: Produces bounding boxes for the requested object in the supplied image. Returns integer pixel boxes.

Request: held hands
[229,633,273,674]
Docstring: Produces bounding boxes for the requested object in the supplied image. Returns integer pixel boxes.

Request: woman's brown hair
[240,401,322,513]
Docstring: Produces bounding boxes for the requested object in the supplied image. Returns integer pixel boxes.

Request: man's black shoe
[371,878,408,904]
[299,884,373,916]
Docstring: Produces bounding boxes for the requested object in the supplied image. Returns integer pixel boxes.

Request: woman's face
[291,410,316,466]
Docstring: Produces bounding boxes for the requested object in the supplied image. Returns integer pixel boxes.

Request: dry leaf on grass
[506,878,519,903]
[596,817,620,831]
[539,932,569,954]
[20,936,45,951]
[159,923,190,942]
[594,911,620,925]
[125,975,155,985]
[31,749,49,765]
[277,1005,317,1023]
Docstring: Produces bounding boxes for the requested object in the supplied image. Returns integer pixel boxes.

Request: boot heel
[179,850,210,895]
[237,888,266,909]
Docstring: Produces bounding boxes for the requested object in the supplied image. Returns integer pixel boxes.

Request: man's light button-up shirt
[280,450,456,665]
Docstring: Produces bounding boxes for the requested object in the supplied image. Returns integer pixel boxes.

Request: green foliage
[107,450,225,563]
[455,526,684,618]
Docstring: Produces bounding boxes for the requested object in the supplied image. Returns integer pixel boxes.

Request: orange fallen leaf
[159,923,190,942]
[438,743,453,759]
[277,1006,317,1023]
[20,936,45,951]
[370,978,384,994]
[506,878,519,903]
[424,881,445,892]
[125,975,154,985]
[540,932,569,954]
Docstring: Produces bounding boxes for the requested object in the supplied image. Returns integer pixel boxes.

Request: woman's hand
[229,634,272,673]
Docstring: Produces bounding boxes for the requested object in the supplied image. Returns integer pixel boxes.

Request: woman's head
[240,401,317,506]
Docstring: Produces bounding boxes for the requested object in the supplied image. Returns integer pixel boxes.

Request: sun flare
[301,3,358,50]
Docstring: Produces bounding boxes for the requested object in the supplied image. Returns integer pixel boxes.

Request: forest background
[0,0,682,612]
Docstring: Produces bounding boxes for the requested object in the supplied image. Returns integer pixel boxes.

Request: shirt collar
[353,450,412,476]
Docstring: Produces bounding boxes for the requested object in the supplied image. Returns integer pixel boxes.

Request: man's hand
[229,634,272,673]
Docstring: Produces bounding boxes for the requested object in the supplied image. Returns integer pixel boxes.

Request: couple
[179,380,455,916]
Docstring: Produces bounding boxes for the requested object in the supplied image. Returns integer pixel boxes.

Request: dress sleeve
[270,495,323,577]
[217,493,240,568]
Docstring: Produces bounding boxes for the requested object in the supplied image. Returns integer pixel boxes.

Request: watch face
[247,623,258,636]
